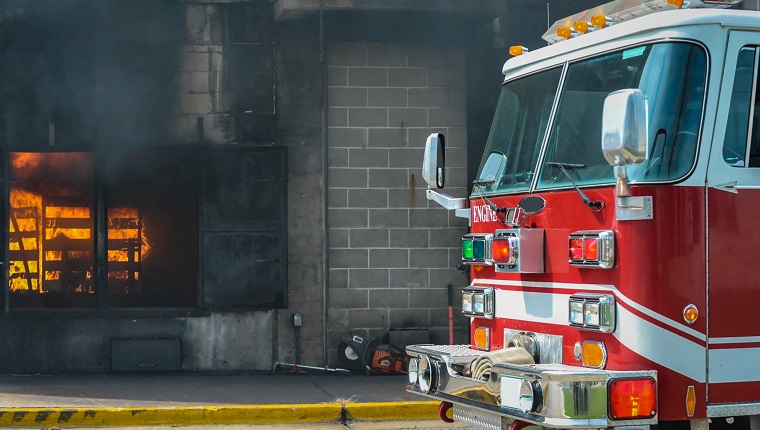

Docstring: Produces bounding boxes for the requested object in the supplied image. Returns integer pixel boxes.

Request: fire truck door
[706,30,760,406]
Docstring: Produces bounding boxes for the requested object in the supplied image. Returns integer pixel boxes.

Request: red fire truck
[406,0,760,429]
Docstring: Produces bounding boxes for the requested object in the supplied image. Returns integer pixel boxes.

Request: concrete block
[389,308,429,328]
[388,68,427,87]
[348,148,389,168]
[369,289,409,309]
[368,208,409,228]
[445,127,468,148]
[348,188,388,208]
[328,44,367,66]
[329,248,369,269]
[368,169,410,188]
[368,45,407,67]
[348,309,389,329]
[407,46,448,68]
[348,108,388,127]
[409,248,450,268]
[388,148,422,168]
[329,228,349,248]
[330,287,369,309]
[429,67,465,87]
[445,147,468,167]
[328,168,368,188]
[328,208,368,228]
[388,188,428,209]
[329,269,349,289]
[329,87,368,107]
[349,269,390,289]
[328,66,348,87]
[348,67,388,87]
[410,208,450,228]
[408,88,450,108]
[369,248,409,268]
[368,127,407,148]
[368,88,407,108]
[448,210,470,228]
[349,228,389,248]
[389,268,429,289]
[328,308,350,328]
[329,148,348,168]
[178,51,211,72]
[444,167,468,188]
[410,288,449,308]
[429,108,467,128]
[430,268,466,289]
[429,227,468,248]
[388,108,427,127]
[328,127,367,148]
[328,108,348,127]
[390,228,429,248]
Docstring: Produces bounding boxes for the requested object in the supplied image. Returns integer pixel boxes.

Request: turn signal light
[462,234,493,266]
[557,26,574,39]
[581,341,607,368]
[509,45,529,56]
[474,326,491,351]
[573,21,590,34]
[609,378,657,420]
[591,15,611,29]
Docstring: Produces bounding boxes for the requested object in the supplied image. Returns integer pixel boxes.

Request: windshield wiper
[545,162,603,210]
[472,179,507,215]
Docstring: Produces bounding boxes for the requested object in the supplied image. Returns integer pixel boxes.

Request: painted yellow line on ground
[346,401,439,421]
[0,404,342,427]
[0,401,441,427]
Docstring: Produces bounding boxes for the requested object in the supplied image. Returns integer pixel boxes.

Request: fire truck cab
[406,0,760,429]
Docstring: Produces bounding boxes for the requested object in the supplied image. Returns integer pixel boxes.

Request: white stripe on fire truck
[489,287,707,382]
[472,279,705,341]
[708,336,760,345]
[709,348,760,383]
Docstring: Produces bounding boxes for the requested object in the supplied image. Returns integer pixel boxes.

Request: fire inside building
[0,0,592,373]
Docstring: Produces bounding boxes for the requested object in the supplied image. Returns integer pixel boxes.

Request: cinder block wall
[326,43,470,365]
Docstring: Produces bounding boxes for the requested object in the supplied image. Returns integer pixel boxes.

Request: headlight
[462,286,494,319]
[462,294,473,313]
[473,294,485,314]
[569,300,584,325]
[407,357,419,385]
[569,293,616,333]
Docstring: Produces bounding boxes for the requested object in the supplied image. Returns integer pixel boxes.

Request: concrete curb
[0,401,440,427]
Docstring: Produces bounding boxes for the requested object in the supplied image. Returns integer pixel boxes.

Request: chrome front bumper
[406,344,657,429]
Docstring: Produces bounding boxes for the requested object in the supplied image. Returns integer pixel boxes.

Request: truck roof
[503,8,760,77]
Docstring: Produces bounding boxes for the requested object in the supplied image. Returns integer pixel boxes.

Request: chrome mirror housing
[422,133,445,189]
[601,88,648,167]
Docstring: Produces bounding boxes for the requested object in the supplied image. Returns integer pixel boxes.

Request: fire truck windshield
[476,42,706,196]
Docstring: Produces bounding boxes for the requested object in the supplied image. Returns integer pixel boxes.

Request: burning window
[9,152,96,308]
[8,150,198,310]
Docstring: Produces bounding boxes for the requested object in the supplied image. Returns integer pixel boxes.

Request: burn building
[0,0,591,373]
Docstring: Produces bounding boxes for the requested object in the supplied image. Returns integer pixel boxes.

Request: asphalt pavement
[0,370,443,427]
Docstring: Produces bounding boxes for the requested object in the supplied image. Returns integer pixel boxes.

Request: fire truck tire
[337,342,367,372]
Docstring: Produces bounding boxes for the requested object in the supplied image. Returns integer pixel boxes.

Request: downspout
[319,0,330,367]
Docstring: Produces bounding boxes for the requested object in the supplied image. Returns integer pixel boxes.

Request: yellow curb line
[0,401,440,427]
[345,401,439,421]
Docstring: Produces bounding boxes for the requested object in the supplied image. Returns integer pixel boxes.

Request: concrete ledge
[0,401,439,427]
[275,0,506,20]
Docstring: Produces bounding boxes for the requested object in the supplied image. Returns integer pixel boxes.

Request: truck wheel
[337,342,366,372]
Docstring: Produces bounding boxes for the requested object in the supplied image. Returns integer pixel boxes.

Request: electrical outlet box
[293,314,302,327]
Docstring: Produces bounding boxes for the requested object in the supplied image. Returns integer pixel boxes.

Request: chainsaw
[337,332,407,375]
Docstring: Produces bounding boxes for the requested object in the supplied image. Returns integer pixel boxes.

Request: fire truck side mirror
[601,88,649,167]
[423,133,446,189]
